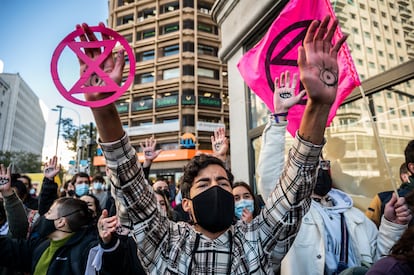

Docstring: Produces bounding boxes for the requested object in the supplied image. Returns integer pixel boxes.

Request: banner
[237,0,360,136]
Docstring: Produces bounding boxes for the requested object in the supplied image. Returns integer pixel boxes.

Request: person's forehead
[76,177,89,182]
[153,180,168,189]
[233,186,249,195]
[196,164,227,178]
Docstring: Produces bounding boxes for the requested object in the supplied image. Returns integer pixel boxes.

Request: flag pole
[359,85,399,197]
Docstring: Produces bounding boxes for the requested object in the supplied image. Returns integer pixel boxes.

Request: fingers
[297,46,306,68]
[112,50,125,84]
[303,20,320,49]
[314,16,330,53]
[330,34,348,57]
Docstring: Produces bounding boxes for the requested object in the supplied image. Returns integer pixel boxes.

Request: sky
[0,0,109,166]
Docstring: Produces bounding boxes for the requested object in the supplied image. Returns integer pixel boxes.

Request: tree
[0,151,42,173]
[60,118,98,175]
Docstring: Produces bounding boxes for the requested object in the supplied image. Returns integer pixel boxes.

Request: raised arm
[258,15,347,264]
[38,156,60,215]
[256,71,305,202]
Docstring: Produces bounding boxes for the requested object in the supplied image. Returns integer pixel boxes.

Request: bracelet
[272,112,288,123]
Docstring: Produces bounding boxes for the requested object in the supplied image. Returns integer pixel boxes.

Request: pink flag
[237,0,360,136]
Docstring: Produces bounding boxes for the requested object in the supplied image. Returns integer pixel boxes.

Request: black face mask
[191,185,235,233]
[67,190,75,197]
[314,167,333,197]
[37,216,58,238]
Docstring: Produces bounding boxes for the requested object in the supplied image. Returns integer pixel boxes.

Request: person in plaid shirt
[81,15,347,274]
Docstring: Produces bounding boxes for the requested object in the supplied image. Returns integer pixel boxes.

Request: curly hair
[181,154,234,199]
[390,225,414,262]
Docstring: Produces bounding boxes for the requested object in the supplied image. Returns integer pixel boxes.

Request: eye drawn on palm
[44,156,60,180]
[298,16,347,106]
[0,164,11,191]
[211,127,228,157]
[273,71,306,114]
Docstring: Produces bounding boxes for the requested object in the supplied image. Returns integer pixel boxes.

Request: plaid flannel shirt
[101,133,322,274]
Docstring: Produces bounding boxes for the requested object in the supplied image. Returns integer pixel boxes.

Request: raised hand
[273,71,306,114]
[98,209,118,244]
[211,127,229,162]
[77,22,125,103]
[44,156,60,180]
[384,193,412,225]
[241,208,253,223]
[298,15,347,106]
[0,164,13,196]
[140,137,162,167]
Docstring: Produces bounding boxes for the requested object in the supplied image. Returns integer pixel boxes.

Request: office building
[94,0,229,184]
[212,0,414,203]
[0,73,46,156]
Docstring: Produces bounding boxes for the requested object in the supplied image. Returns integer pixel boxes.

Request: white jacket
[255,118,407,274]
[279,193,406,275]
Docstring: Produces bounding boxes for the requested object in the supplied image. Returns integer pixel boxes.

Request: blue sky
[0,0,109,162]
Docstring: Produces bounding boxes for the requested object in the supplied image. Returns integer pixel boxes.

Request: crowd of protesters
[0,15,413,275]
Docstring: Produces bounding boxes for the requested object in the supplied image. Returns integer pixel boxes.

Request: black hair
[55,197,93,231]
[181,154,234,199]
[404,140,414,173]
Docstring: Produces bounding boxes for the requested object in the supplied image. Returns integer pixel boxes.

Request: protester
[72,172,91,197]
[257,71,412,275]
[232,181,260,223]
[366,146,414,228]
[91,174,108,210]
[18,175,37,198]
[79,15,348,273]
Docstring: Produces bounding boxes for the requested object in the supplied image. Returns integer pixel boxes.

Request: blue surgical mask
[93,182,103,191]
[234,199,254,219]
[75,183,89,197]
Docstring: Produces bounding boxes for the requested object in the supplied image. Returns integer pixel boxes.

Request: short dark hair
[72,172,91,185]
[20,175,32,189]
[55,197,93,231]
[92,174,105,183]
[181,154,233,199]
[233,181,261,218]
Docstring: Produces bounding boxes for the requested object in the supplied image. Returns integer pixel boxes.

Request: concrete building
[94,0,229,184]
[0,73,46,156]
[212,0,414,202]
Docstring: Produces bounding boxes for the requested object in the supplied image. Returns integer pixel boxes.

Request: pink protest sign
[51,25,135,108]
[237,0,360,136]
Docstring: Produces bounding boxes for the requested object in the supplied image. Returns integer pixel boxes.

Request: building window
[355,44,361,50]
[401,109,407,116]
[368,62,375,68]
[183,0,194,8]
[364,32,371,39]
[380,65,386,71]
[387,92,392,98]
[397,42,402,48]
[161,44,179,56]
[183,19,194,29]
[376,35,381,42]
[377,105,383,113]
[367,47,373,54]
[183,65,194,76]
[198,44,218,56]
[182,115,195,127]
[389,3,394,8]
[394,29,399,35]
[373,21,378,28]
[392,124,398,131]
[160,2,179,14]
[162,68,180,80]
[135,72,154,84]
[117,0,134,7]
[357,59,363,65]
[381,12,387,18]
[391,15,397,22]
[359,3,365,9]
[398,94,404,101]
[138,8,156,21]
[136,50,155,62]
[384,25,389,31]
[390,107,395,115]
[404,125,409,132]
[117,14,134,25]
[198,22,218,34]
[124,33,133,43]
[370,8,376,14]
[378,50,384,57]
[350,13,356,19]
[198,1,212,14]
[197,67,219,79]
[137,29,156,40]
[183,42,194,52]
[160,23,179,34]
[352,27,359,34]
[388,53,394,59]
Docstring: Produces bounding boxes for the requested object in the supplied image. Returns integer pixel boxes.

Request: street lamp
[52,105,82,172]
[52,105,63,156]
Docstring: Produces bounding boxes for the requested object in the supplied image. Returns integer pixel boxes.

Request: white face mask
[93,182,103,191]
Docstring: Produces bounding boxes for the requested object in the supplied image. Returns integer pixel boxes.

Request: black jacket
[0,227,102,275]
